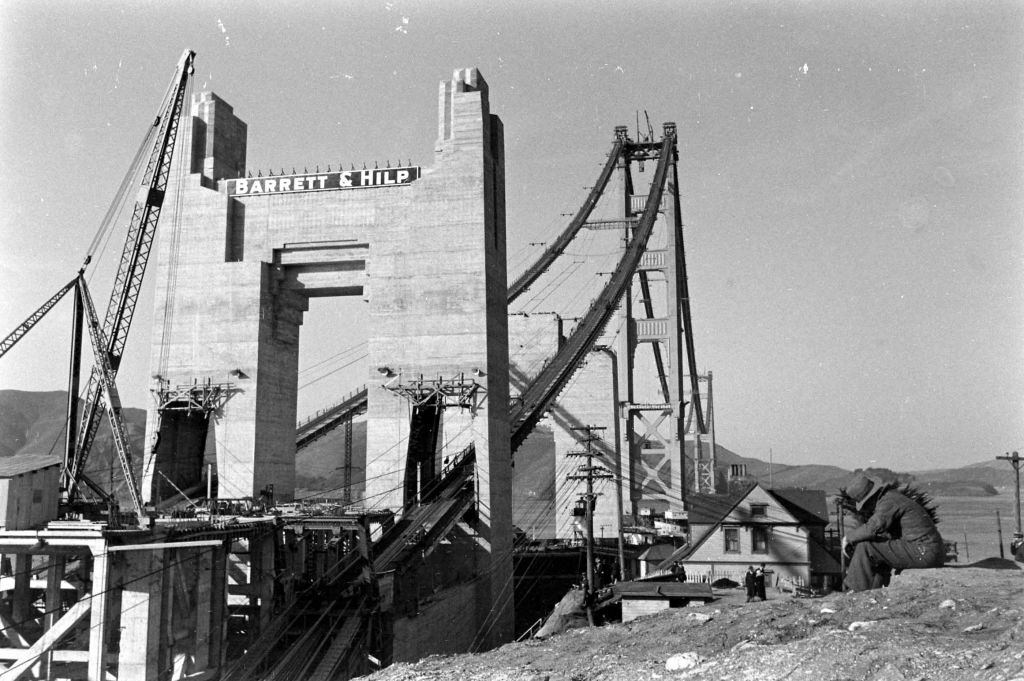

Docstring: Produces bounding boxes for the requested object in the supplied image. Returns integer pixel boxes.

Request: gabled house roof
[656,482,832,570]
[768,488,829,526]
[686,484,829,527]
[685,483,756,525]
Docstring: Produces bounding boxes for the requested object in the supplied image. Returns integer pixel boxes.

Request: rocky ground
[369,559,1023,681]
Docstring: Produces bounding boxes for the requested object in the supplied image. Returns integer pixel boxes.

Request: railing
[515,617,545,642]
[296,385,368,429]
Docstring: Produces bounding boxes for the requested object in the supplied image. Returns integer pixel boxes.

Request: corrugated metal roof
[0,454,61,478]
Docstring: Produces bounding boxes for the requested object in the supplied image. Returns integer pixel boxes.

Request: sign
[227,166,420,197]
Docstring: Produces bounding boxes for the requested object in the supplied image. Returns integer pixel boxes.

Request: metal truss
[384,374,486,413]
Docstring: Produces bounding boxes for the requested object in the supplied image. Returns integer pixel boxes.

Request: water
[932,493,1021,562]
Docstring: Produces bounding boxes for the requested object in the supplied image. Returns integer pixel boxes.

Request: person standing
[744,565,756,602]
[842,474,945,591]
[754,564,767,601]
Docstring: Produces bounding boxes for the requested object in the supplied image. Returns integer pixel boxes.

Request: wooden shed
[0,454,61,530]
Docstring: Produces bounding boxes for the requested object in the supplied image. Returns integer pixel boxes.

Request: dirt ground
[368,559,1024,681]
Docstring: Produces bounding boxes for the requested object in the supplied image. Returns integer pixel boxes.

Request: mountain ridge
[0,390,1011,496]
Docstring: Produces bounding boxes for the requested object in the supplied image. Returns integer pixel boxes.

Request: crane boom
[0,278,77,359]
[64,49,195,501]
[76,276,144,517]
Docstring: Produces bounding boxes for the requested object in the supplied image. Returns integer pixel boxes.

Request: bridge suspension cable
[507,139,623,304]
[510,130,675,453]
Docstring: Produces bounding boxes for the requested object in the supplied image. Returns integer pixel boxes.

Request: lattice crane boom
[0,277,78,360]
[65,49,195,501]
[75,276,144,517]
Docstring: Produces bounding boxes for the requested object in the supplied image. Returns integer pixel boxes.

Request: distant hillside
[910,461,1011,490]
[1,390,1012,503]
[296,420,367,493]
[0,389,147,502]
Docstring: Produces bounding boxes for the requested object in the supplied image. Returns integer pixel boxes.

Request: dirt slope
[370,560,1024,681]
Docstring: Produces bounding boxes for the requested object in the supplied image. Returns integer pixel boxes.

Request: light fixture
[229,368,248,379]
[377,366,396,378]
[472,367,486,378]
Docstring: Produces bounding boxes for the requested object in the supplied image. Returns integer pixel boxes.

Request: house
[659,482,841,590]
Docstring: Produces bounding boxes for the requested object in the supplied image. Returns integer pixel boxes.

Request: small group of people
[744,564,767,602]
[670,560,687,583]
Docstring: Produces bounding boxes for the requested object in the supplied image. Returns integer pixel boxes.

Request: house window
[724,527,740,553]
[752,526,769,553]
[750,504,768,517]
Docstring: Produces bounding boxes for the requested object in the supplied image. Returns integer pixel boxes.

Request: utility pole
[567,425,613,626]
[996,451,1023,557]
[835,497,846,580]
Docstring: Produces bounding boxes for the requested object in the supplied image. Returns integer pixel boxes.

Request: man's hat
[846,474,885,510]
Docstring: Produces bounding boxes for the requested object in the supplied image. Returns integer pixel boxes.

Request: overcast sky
[0,1,1021,472]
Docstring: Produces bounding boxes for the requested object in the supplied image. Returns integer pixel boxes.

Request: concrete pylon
[366,68,513,649]
[144,68,512,648]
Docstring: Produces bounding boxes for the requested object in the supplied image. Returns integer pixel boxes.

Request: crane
[0,278,78,360]
[62,48,196,511]
[0,49,196,515]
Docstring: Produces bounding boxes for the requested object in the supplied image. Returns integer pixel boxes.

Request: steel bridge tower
[605,124,716,507]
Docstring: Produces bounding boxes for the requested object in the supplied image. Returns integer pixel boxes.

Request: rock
[820,607,836,614]
[938,599,956,609]
[870,662,907,680]
[848,620,876,632]
[685,612,713,624]
[665,652,701,671]
[962,623,984,633]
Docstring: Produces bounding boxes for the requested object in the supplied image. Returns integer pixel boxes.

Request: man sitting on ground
[842,474,945,591]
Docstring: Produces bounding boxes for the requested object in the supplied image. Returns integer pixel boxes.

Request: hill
[0,390,147,499]
[0,390,1014,503]
[368,562,1024,680]
[295,420,367,493]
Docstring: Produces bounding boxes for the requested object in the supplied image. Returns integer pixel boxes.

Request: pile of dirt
[369,560,1023,681]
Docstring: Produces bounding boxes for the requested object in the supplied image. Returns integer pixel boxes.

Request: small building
[660,482,841,590]
[637,543,678,578]
[0,454,61,530]
[614,581,715,622]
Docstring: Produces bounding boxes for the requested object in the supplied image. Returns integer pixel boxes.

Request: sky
[0,0,1021,472]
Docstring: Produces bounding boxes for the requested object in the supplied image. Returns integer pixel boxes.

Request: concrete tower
[143,67,511,650]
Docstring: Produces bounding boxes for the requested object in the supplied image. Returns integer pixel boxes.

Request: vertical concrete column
[116,549,166,681]
[192,547,215,670]
[147,89,303,502]
[257,533,276,632]
[87,548,110,681]
[366,68,512,648]
[12,554,32,623]
[208,544,227,670]
[40,557,66,679]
